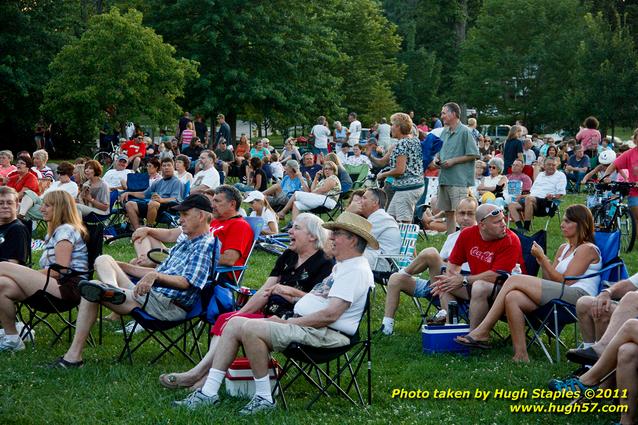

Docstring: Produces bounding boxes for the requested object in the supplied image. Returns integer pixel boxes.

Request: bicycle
[93,140,121,171]
[255,233,290,256]
[586,181,636,252]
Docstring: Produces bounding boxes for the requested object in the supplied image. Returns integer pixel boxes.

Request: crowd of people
[2,107,638,423]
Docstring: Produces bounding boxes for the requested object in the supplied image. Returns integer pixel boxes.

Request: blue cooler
[421,324,470,355]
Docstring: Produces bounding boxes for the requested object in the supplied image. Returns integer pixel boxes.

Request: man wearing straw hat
[173,211,377,414]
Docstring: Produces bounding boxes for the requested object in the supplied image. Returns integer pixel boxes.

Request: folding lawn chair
[308,191,349,222]
[118,238,221,365]
[18,222,103,347]
[272,289,372,409]
[214,216,263,291]
[525,230,628,363]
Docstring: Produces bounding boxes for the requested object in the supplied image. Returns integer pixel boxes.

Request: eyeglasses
[480,208,503,222]
[489,166,497,169]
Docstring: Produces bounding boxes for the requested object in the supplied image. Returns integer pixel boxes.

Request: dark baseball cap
[171,194,213,213]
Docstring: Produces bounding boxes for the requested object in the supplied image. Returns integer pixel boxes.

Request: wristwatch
[462,276,469,287]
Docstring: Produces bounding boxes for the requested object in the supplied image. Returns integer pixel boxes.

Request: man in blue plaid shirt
[50,194,219,369]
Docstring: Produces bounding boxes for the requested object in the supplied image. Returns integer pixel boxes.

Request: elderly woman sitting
[476,157,509,206]
[276,160,341,221]
[455,204,601,362]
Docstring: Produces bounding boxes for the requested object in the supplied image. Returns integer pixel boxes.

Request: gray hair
[0,150,13,162]
[33,149,48,163]
[488,157,504,173]
[294,213,327,250]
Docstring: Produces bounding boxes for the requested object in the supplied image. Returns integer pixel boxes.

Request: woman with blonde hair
[243,191,278,235]
[0,190,88,352]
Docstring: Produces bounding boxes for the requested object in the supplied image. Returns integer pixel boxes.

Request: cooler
[421,324,470,355]
[224,357,281,397]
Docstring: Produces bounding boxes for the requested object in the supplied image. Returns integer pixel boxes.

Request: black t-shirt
[194,121,207,141]
[0,219,30,264]
[503,138,523,171]
[253,168,268,191]
[269,249,333,292]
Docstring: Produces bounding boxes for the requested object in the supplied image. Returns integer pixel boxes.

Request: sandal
[454,335,491,349]
[49,356,84,369]
[159,373,193,390]
[79,280,126,305]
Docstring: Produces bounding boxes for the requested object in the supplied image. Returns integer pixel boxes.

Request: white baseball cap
[244,191,265,203]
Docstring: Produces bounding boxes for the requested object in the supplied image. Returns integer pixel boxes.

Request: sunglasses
[480,207,503,222]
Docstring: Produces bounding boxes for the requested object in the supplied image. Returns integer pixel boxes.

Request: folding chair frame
[272,290,372,410]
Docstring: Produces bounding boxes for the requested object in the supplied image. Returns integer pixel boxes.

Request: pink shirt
[0,165,16,177]
[576,128,601,151]
[614,148,638,196]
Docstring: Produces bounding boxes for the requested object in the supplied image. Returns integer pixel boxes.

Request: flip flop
[159,373,192,389]
[454,335,491,349]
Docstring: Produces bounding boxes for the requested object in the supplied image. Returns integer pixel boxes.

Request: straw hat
[323,211,379,250]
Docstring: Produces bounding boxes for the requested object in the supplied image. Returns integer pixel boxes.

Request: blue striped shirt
[154,232,219,307]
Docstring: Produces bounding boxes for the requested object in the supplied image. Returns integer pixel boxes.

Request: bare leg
[0,278,25,335]
[576,296,596,343]
[616,342,638,425]
[290,203,300,221]
[125,201,141,230]
[445,211,455,235]
[508,202,522,222]
[524,197,536,221]
[468,280,495,330]
[466,275,542,340]
[240,320,274,378]
[132,235,165,267]
[384,274,416,319]
[579,319,638,386]
[210,317,254,372]
[592,292,638,355]
[504,290,538,362]
[162,337,220,388]
[277,195,295,219]
[146,200,160,226]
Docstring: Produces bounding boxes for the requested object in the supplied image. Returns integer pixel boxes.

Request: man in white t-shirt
[380,197,478,335]
[508,157,566,232]
[347,112,362,145]
[310,116,331,156]
[173,212,376,414]
[191,150,220,194]
[102,155,133,190]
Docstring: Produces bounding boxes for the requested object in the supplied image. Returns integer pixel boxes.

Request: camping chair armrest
[216,266,248,291]
[564,259,624,282]
[495,270,511,285]
[45,263,90,292]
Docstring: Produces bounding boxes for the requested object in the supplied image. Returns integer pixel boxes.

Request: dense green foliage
[41,8,198,141]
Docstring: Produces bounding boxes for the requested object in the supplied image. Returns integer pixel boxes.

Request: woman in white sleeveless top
[457,204,601,362]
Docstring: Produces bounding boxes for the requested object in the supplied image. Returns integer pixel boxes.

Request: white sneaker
[115,320,145,335]
[239,395,276,415]
[0,335,26,352]
[172,389,221,410]
[0,322,35,342]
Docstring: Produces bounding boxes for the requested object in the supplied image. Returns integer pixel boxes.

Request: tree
[567,13,638,135]
[41,7,198,144]
[328,0,404,125]
[0,0,82,150]
[454,0,585,129]
[146,0,345,139]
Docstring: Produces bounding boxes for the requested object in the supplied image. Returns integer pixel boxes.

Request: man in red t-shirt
[120,135,147,171]
[209,185,253,272]
[432,203,524,330]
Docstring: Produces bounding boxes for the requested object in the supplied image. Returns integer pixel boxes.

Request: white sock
[201,368,226,397]
[253,375,273,402]
[381,317,394,334]
[582,342,595,349]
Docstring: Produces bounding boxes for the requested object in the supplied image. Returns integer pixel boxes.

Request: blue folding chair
[118,238,220,365]
[525,230,628,363]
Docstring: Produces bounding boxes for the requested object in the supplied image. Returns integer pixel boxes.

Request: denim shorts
[414,278,432,298]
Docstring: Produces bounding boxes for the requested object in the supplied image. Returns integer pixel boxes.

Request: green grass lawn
[1,193,634,424]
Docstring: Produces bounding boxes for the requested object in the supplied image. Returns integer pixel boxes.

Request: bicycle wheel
[94,151,114,170]
[617,207,636,252]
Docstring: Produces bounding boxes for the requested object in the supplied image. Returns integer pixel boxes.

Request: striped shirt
[154,233,219,307]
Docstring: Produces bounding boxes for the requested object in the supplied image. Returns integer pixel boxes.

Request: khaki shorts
[268,322,350,352]
[539,280,590,306]
[126,282,188,322]
[387,187,424,221]
[437,185,468,212]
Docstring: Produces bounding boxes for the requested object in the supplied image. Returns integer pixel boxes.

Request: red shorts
[210,311,267,336]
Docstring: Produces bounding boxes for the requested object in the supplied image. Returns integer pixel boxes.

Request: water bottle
[511,263,522,275]
[608,201,617,219]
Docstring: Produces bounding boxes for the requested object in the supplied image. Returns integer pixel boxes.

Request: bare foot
[104,313,121,321]
[159,372,199,389]
[189,375,206,391]
[512,354,530,363]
